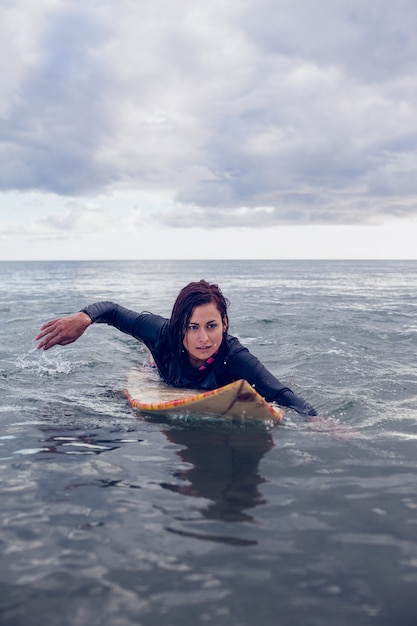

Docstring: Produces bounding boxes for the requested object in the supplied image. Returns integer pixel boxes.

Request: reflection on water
[40,433,120,455]
[26,419,274,548]
[160,425,273,545]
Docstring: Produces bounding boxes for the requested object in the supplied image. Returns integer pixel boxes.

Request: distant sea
[1,260,416,626]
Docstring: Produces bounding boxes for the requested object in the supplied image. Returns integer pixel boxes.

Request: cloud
[1,0,417,228]
[0,3,115,195]
[0,203,111,238]
[241,0,417,81]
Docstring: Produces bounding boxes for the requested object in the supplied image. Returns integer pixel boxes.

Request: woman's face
[183,302,227,368]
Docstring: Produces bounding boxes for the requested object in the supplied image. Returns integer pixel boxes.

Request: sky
[1,0,417,260]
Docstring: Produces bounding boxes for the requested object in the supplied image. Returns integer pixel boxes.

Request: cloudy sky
[1,0,417,260]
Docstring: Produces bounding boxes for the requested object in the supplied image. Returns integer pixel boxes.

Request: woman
[36,280,316,417]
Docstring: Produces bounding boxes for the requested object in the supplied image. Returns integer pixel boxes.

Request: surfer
[35,280,317,417]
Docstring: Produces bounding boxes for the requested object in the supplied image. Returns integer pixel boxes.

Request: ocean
[1,259,416,625]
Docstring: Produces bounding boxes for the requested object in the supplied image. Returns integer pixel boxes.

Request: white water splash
[15,346,73,376]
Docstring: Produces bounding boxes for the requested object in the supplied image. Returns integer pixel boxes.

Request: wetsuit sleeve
[81,301,166,344]
[226,342,317,417]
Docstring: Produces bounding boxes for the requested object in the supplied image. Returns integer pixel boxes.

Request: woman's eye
[207,323,217,329]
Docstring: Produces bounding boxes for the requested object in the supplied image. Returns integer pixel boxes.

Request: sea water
[0,260,416,626]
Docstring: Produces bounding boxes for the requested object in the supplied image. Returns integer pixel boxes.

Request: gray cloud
[242,0,417,81]
[1,0,417,227]
[0,4,115,194]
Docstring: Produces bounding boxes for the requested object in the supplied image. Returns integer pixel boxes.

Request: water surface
[1,260,416,625]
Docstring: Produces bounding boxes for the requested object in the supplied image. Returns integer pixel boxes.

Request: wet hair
[169,280,229,381]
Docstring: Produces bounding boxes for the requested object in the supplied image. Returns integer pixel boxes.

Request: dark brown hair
[168,280,229,381]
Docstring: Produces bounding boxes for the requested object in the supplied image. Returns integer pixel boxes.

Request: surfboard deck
[124,368,284,422]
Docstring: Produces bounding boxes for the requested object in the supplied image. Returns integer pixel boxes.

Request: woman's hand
[35,312,92,350]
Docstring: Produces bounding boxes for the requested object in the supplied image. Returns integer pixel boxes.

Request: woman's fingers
[35,313,91,350]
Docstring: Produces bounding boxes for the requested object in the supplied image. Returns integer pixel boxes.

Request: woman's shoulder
[223,333,248,352]
[136,311,170,335]
[138,311,168,324]
[221,334,251,365]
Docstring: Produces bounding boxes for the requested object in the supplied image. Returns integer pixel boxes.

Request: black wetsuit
[82,301,317,417]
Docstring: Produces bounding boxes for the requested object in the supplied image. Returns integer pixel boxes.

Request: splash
[15,346,73,376]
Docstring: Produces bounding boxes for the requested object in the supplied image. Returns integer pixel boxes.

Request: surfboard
[124,368,284,422]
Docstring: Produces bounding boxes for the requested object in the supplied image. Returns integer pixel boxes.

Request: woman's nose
[198,328,208,341]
